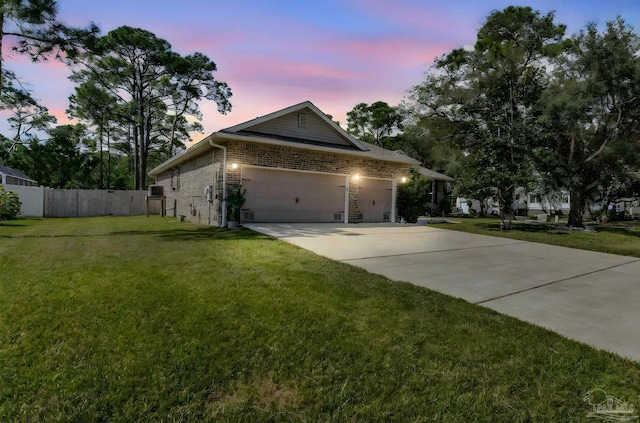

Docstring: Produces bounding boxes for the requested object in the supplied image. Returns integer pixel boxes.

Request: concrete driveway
[246,223,640,361]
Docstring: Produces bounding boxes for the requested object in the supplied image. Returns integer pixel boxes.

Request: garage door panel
[242,167,346,223]
[358,178,393,223]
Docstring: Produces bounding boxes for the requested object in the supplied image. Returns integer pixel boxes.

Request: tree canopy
[401,6,640,226]
[68,26,232,189]
[346,101,403,146]
[0,0,99,94]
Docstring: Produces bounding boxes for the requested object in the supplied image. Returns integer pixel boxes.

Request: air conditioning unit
[148,185,164,197]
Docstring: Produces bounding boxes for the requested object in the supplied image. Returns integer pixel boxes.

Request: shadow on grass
[595,226,640,239]
[0,226,273,242]
[476,222,568,234]
[122,227,273,242]
[0,221,29,227]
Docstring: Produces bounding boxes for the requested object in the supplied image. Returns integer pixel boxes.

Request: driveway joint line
[341,241,530,262]
[476,258,640,305]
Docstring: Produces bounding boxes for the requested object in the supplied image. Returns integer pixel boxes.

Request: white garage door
[358,178,393,223]
[241,167,347,223]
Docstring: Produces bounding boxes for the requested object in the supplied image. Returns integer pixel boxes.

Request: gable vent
[298,113,307,128]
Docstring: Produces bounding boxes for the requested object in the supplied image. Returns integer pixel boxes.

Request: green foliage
[536,17,640,227]
[0,70,57,159]
[9,124,97,188]
[0,185,21,219]
[389,123,464,178]
[226,184,247,221]
[397,170,430,222]
[346,101,403,146]
[1,217,639,421]
[407,6,568,215]
[69,26,232,190]
[0,0,99,94]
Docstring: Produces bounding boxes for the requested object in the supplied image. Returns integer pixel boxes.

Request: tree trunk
[99,123,104,189]
[567,189,585,227]
[0,12,4,97]
[106,131,111,189]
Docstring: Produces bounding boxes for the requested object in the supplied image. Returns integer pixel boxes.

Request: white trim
[344,176,350,224]
[240,164,348,178]
[358,175,395,182]
[209,140,227,227]
[391,180,397,223]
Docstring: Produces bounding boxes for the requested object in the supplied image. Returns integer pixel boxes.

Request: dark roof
[227,129,363,151]
[0,164,34,181]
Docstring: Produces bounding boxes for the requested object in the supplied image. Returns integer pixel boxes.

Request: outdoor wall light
[230,163,239,170]
[353,173,360,181]
[401,177,408,183]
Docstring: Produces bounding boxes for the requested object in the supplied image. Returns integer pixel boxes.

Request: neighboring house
[149,101,453,226]
[0,164,37,187]
[457,187,571,216]
[0,164,43,217]
[516,188,571,215]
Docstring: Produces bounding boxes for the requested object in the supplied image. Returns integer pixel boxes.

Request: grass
[1,216,639,422]
[431,217,640,258]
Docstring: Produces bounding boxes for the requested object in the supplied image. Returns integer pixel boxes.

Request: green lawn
[1,217,639,422]
[432,217,640,258]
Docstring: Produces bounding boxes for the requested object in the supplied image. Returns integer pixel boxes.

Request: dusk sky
[3,0,640,144]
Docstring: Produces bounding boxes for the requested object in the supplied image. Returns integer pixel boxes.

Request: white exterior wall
[4,185,44,217]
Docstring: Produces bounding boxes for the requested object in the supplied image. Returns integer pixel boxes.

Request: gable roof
[223,101,367,151]
[149,101,421,177]
[415,166,455,182]
[0,164,34,181]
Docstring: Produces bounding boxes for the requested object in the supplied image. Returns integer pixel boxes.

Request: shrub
[0,185,21,220]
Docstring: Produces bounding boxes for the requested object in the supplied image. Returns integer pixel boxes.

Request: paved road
[246,223,640,361]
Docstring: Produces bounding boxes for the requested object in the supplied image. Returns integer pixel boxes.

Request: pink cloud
[346,0,477,38]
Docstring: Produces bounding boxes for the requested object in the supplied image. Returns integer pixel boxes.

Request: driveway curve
[246,223,640,361]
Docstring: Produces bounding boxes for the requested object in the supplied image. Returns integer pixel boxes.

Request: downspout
[209,138,227,228]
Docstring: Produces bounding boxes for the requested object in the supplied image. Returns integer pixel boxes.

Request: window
[562,194,570,204]
[529,193,542,204]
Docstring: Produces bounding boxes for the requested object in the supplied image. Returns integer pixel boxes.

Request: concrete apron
[246,223,640,362]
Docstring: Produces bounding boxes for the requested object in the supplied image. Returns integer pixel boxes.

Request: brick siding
[155,139,411,225]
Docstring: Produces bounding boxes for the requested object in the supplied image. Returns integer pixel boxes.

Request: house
[149,101,453,226]
[457,187,571,216]
[0,164,37,187]
[0,164,43,217]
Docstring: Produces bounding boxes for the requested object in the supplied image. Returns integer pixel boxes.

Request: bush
[0,185,21,220]
[397,171,431,222]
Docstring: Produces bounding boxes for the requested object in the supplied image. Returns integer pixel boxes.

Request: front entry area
[241,166,347,223]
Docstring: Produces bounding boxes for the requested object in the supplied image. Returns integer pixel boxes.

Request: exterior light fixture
[230,163,239,170]
[353,173,360,181]
[401,177,408,183]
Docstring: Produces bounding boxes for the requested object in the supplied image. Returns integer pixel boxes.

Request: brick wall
[155,152,217,224]
[155,139,412,225]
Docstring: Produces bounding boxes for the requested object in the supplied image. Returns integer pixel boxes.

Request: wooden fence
[43,189,160,218]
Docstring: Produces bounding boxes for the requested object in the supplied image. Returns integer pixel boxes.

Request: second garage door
[357,178,393,223]
[241,167,347,223]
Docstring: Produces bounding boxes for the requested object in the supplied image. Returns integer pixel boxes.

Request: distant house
[457,187,570,216]
[149,101,454,226]
[0,164,37,187]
